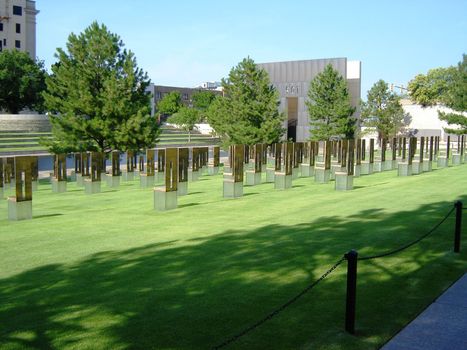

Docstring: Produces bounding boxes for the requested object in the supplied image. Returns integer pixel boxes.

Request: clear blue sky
[37,0,466,97]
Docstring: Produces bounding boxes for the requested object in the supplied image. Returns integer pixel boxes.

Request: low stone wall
[0,114,51,132]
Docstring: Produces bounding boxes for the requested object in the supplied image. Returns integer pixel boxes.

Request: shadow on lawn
[0,197,466,350]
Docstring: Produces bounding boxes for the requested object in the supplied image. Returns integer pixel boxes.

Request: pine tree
[206,57,285,146]
[305,64,356,140]
[438,55,467,134]
[361,80,411,140]
[167,107,201,142]
[42,22,159,153]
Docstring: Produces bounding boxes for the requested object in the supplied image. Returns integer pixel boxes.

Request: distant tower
[0,0,39,60]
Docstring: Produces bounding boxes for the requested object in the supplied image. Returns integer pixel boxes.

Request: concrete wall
[402,100,467,141]
[0,114,51,131]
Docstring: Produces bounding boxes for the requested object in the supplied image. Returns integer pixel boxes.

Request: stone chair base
[51,179,67,193]
[335,172,353,191]
[8,198,32,221]
[315,167,330,183]
[140,175,155,188]
[245,171,261,186]
[177,181,188,196]
[154,187,178,211]
[223,180,243,198]
[274,172,292,190]
[84,180,101,194]
[398,163,412,176]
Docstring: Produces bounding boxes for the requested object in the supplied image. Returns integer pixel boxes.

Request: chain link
[212,257,345,349]
[358,206,455,261]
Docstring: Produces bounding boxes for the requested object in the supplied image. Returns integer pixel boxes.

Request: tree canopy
[408,67,457,107]
[305,64,356,140]
[157,91,183,116]
[42,22,159,153]
[439,55,467,134]
[408,54,467,134]
[0,50,46,114]
[167,106,201,142]
[206,57,285,146]
[192,90,217,110]
[360,80,411,140]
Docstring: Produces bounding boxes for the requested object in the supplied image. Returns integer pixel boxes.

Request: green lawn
[0,164,466,349]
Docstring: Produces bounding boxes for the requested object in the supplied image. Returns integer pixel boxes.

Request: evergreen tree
[438,55,467,134]
[192,90,216,122]
[42,22,159,153]
[305,64,356,140]
[408,54,466,134]
[0,50,46,114]
[167,106,201,142]
[157,91,183,116]
[361,80,411,140]
[192,90,216,110]
[206,57,285,146]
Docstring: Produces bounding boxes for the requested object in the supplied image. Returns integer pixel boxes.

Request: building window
[15,40,20,48]
[156,91,162,99]
[0,41,2,52]
[16,23,21,33]
[13,5,22,16]
[3,39,6,46]
[182,93,189,101]
[0,23,3,31]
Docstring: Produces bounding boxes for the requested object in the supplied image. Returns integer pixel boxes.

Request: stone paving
[382,273,467,350]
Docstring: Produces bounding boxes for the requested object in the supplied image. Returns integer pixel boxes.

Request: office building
[0,0,39,59]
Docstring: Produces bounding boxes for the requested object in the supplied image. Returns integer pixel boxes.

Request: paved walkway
[382,273,467,350]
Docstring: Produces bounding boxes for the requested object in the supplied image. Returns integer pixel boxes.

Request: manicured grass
[0,164,466,349]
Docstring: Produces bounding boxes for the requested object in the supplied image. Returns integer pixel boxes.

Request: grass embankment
[0,164,466,349]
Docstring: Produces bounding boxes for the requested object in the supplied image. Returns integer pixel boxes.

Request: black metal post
[345,250,358,334]
[454,201,462,253]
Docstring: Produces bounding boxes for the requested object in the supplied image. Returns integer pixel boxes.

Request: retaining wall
[0,114,51,132]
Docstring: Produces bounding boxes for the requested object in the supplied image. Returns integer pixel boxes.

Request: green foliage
[305,64,356,140]
[192,90,217,122]
[361,80,411,139]
[409,54,467,134]
[206,57,285,146]
[167,106,201,141]
[408,67,457,107]
[157,91,182,116]
[0,50,46,114]
[438,55,467,134]
[448,54,467,112]
[42,22,159,154]
[192,90,216,110]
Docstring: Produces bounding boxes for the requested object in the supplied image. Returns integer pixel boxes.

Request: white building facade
[401,99,466,141]
[0,0,38,59]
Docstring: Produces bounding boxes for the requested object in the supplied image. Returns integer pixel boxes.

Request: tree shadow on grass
[0,198,466,350]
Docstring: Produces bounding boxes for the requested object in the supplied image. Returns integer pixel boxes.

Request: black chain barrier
[358,206,455,261]
[212,257,345,349]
